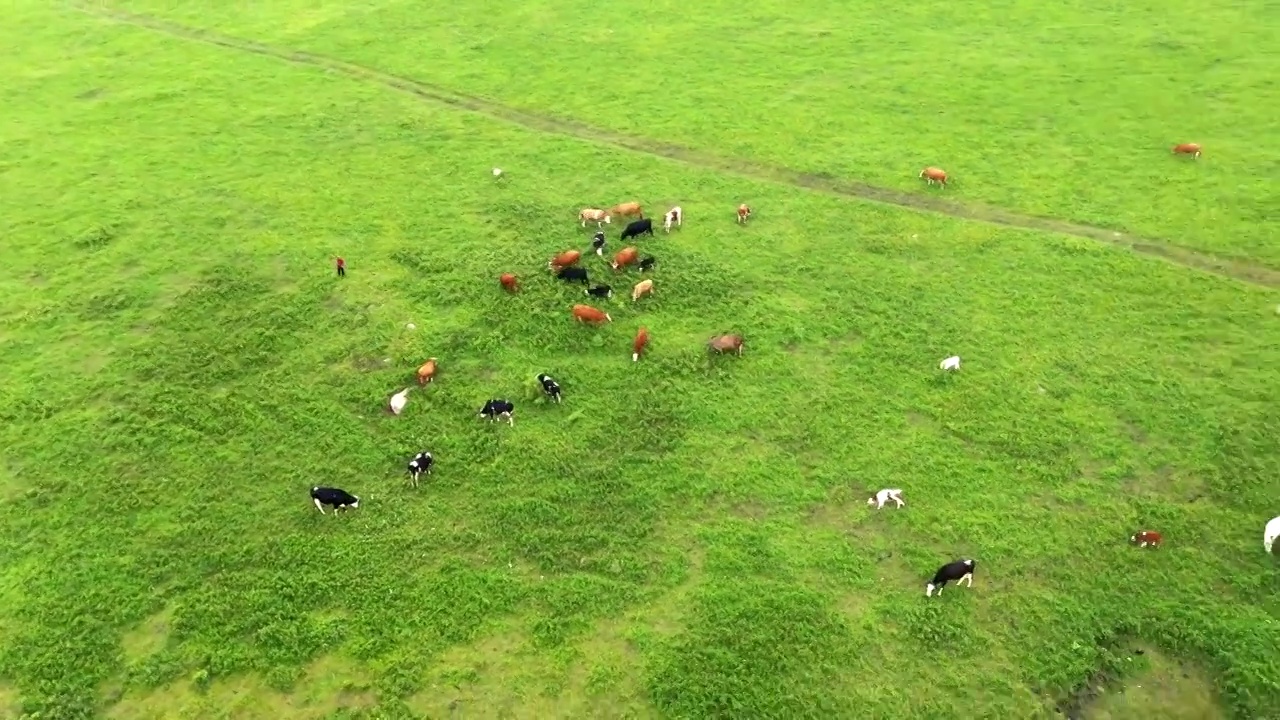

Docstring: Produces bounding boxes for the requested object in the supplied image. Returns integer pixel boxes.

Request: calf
[311,486,360,515]
[549,250,582,270]
[1130,530,1162,548]
[479,399,515,426]
[920,167,948,187]
[867,488,904,509]
[620,218,654,242]
[610,201,643,219]
[633,326,650,362]
[579,207,611,227]
[708,334,744,356]
[663,206,682,233]
[537,373,562,403]
[416,358,438,386]
[1265,515,1280,554]
[737,204,751,224]
[557,266,589,284]
[572,304,611,324]
[499,273,519,293]
[611,246,639,271]
[639,256,656,272]
[586,284,613,298]
[632,278,654,302]
[407,451,433,487]
[926,559,976,597]
[939,355,961,371]
[592,231,607,256]
[1172,143,1201,159]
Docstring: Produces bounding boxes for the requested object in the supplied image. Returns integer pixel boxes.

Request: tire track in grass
[74,5,1280,289]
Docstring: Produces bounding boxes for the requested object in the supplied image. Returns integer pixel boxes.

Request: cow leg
[893,496,904,508]
[314,499,325,514]
[961,574,973,587]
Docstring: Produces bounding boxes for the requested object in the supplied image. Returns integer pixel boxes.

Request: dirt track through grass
[74,4,1280,289]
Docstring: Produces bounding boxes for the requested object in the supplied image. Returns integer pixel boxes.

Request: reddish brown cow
[1130,530,1162,548]
[633,326,650,362]
[610,201,643,219]
[611,246,639,271]
[499,273,519,293]
[548,250,582,270]
[920,167,948,187]
[737,204,751,224]
[572,304,611,324]
[416,358,438,386]
[708,334,744,355]
[1172,143,1201,158]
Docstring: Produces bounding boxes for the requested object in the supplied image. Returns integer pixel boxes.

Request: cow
[389,387,411,416]
[416,358,438,386]
[639,256,656,272]
[592,231,607,256]
[920,167,948,187]
[632,279,654,302]
[939,356,961,371]
[663,206,682,233]
[557,266,589,284]
[1265,515,1280,554]
[1172,143,1202,159]
[708,334,744,356]
[633,326,649,362]
[926,559,976,597]
[499,273,518,293]
[579,208,611,227]
[537,373,561,403]
[620,218,654,242]
[479,399,515,425]
[611,246,639,271]
[867,488,904,509]
[586,284,612,298]
[610,201,643,219]
[549,250,582,270]
[572,304,611,324]
[1130,530,1162,548]
[737,204,751,224]
[407,451,433,487]
[311,486,360,515]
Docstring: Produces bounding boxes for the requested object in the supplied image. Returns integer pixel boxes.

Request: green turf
[1,3,1278,719]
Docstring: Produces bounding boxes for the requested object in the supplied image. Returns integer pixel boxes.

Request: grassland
[0,2,1278,719]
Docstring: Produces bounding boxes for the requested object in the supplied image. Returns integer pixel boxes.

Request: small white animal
[492,167,503,179]
[1265,515,1280,554]
[663,206,683,233]
[389,387,411,415]
[940,355,961,371]
[868,488,905,509]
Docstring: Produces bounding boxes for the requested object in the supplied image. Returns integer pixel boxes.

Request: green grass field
[1,2,1277,719]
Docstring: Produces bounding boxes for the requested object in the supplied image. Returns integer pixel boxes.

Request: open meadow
[1,1,1278,719]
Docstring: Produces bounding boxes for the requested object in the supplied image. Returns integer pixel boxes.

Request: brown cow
[548,250,582,270]
[632,279,654,302]
[920,167,947,187]
[499,273,518,293]
[611,246,639,271]
[416,358,438,386]
[610,201,644,219]
[633,326,649,362]
[1172,143,1201,159]
[579,208,611,227]
[708,334,744,356]
[737,204,751,224]
[572,304,611,324]
[1130,530,1163,548]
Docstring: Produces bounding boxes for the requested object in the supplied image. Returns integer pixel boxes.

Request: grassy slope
[0,4,1278,720]
[111,0,1280,267]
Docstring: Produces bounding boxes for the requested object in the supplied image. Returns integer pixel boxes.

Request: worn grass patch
[1081,648,1224,720]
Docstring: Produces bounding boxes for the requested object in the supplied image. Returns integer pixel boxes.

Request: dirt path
[75,6,1280,289]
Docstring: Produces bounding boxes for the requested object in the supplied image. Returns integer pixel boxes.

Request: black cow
[620,218,654,241]
[537,374,561,403]
[926,559,976,597]
[311,486,360,514]
[586,284,612,298]
[407,451,433,487]
[479,399,515,425]
[592,231,607,256]
[639,256,656,272]
[557,266,589,284]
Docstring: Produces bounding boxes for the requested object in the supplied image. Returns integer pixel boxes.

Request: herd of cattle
[309,150,1275,599]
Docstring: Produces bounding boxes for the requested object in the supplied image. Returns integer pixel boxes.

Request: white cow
[389,387,411,416]
[868,488,905,509]
[940,355,961,371]
[663,206,682,233]
[1265,515,1280,554]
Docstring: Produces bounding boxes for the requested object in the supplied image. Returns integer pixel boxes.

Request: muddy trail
[76,6,1280,289]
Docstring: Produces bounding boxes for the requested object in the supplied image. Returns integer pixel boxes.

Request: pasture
[1,1,1277,719]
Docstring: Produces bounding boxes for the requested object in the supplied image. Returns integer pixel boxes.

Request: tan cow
[579,208,611,227]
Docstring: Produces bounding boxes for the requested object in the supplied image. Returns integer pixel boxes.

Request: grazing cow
[926,559,976,597]
[633,326,650,362]
[920,167,948,187]
[389,387,411,415]
[416,358,438,386]
[610,201,643,219]
[407,451,433,487]
[1172,143,1202,159]
[611,246,639,271]
[620,218,654,242]
[940,355,961,371]
[499,273,519,293]
[492,167,503,179]
[479,399,515,425]
[572,304,611,324]
[868,488,905,509]
[586,284,613,298]
[737,204,751,224]
[708,334,744,356]
[579,207,612,227]
[557,266,590,284]
[663,206,682,233]
[592,231,607,256]
[632,279,654,302]
[311,486,360,514]
[549,250,582,270]
[1130,530,1162,548]
[1265,515,1280,554]
[537,373,561,403]
[639,256,656,272]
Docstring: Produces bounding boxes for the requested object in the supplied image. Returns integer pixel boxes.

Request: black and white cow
[586,284,613,298]
[638,256,656,272]
[592,231,607,256]
[620,218,654,241]
[926,559,976,597]
[407,451,433,486]
[479,399,515,425]
[537,374,561,403]
[311,486,360,514]
[556,266,589,284]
